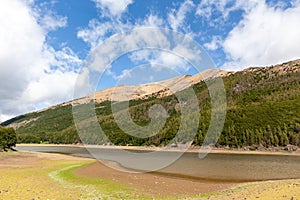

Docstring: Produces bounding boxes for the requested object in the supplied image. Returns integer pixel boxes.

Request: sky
[1,0,300,121]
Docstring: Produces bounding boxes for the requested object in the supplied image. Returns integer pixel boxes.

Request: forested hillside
[3,60,300,148]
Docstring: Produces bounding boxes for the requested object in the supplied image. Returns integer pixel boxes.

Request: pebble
[2,189,8,193]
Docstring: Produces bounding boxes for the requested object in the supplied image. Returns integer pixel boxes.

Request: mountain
[56,68,228,106]
[2,59,300,149]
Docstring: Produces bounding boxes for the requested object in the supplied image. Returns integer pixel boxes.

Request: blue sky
[0,0,300,121]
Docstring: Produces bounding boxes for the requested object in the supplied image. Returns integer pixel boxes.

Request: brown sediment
[0,151,89,168]
[0,153,39,168]
[75,161,236,196]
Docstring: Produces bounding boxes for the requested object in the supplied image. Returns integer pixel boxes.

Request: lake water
[16,146,300,182]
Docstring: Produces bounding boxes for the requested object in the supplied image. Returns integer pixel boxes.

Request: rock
[284,145,298,152]
[2,189,8,194]
[170,143,178,148]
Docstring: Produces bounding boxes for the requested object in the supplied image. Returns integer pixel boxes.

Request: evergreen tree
[0,126,17,150]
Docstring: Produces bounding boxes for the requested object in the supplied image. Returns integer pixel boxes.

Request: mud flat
[75,161,235,197]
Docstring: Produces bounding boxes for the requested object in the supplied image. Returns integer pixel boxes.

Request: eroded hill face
[242,59,300,75]
[67,68,229,105]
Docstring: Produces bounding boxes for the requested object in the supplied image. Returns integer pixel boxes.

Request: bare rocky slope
[66,69,229,105]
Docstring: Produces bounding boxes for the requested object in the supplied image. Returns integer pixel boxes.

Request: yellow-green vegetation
[0,152,83,199]
[193,179,300,200]
[50,163,147,199]
[0,152,143,200]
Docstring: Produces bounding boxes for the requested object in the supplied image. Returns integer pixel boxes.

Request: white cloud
[31,1,68,31]
[222,1,300,70]
[46,47,82,72]
[78,0,135,48]
[196,0,253,19]
[139,14,165,27]
[114,69,132,81]
[0,0,81,122]
[77,19,116,48]
[195,0,261,30]
[77,13,166,49]
[204,36,222,51]
[197,0,231,19]
[129,50,191,72]
[125,28,201,73]
[39,13,67,31]
[22,70,77,105]
[92,0,133,17]
[168,0,195,33]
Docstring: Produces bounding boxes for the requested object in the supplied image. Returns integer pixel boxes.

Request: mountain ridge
[2,59,300,149]
[62,68,229,106]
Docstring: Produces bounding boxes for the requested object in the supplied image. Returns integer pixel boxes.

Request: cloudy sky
[1,0,300,121]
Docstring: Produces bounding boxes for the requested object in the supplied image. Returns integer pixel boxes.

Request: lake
[16,145,300,182]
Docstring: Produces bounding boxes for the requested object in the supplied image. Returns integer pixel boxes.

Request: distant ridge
[66,68,229,106]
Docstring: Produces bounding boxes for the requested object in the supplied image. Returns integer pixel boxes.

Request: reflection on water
[16,146,300,182]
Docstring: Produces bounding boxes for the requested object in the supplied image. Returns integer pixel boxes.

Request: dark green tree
[0,126,17,151]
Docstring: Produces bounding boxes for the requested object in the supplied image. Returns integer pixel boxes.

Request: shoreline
[17,143,300,157]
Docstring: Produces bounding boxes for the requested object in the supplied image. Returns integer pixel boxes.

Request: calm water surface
[16,146,300,182]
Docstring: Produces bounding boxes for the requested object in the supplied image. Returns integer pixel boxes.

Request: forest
[3,61,300,149]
